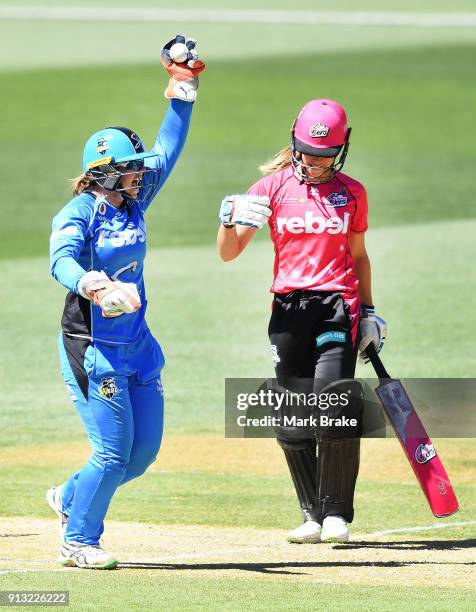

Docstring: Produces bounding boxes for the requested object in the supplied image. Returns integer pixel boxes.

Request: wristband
[360,304,375,318]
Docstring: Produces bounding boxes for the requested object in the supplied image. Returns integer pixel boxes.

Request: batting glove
[79,271,141,319]
[358,305,387,364]
[161,34,205,103]
[219,195,272,230]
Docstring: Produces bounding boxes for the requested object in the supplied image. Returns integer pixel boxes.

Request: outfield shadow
[332,539,476,552]
[119,558,474,575]
[119,560,406,575]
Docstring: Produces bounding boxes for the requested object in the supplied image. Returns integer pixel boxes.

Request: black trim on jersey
[62,332,90,400]
[61,292,91,339]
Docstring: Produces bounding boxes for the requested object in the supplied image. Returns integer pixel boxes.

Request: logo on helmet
[96,136,112,155]
[309,123,329,138]
[129,132,142,151]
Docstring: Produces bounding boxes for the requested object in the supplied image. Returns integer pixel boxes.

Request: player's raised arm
[140,35,206,208]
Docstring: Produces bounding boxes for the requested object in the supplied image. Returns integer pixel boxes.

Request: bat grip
[365,343,391,380]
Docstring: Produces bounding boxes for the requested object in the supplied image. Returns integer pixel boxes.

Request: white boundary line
[0,568,69,574]
[0,7,475,28]
[364,520,476,537]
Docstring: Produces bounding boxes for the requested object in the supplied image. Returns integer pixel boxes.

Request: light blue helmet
[82,126,157,172]
[82,126,158,193]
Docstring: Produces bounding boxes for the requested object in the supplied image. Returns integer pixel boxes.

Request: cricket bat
[365,343,459,518]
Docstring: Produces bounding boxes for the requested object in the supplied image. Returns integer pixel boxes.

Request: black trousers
[269,290,357,384]
[268,290,360,524]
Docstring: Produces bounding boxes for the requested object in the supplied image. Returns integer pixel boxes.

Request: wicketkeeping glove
[79,271,141,319]
[358,305,387,364]
[161,34,205,103]
[219,194,272,230]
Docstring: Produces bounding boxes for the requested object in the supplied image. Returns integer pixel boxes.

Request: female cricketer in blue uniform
[47,36,204,570]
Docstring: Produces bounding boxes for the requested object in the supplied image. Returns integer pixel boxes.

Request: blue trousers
[58,328,165,545]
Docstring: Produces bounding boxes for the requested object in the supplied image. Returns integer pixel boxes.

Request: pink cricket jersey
[248,166,368,341]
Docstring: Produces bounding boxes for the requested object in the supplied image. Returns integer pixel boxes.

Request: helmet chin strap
[290,127,352,186]
[291,152,336,185]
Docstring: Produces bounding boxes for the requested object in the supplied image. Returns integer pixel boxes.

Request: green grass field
[0,2,475,610]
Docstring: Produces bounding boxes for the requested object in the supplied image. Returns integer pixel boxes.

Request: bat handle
[365,343,391,380]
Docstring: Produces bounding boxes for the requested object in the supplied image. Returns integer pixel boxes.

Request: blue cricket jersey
[50,99,192,345]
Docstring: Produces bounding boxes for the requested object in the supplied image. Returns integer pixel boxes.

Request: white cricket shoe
[59,541,118,570]
[320,515,349,543]
[46,485,68,541]
[287,520,321,544]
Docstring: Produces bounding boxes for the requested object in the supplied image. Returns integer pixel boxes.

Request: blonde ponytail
[259,145,293,176]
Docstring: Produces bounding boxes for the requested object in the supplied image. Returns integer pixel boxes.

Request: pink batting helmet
[292,99,349,157]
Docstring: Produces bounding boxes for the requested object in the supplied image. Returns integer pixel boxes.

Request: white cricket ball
[169,43,188,64]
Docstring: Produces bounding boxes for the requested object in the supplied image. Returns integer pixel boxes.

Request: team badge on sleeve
[326,190,348,208]
[99,377,119,400]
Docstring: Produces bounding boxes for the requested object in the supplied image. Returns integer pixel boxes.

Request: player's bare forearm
[217,225,256,261]
[353,252,373,305]
[349,230,373,305]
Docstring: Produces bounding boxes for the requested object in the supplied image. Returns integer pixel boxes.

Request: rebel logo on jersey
[276,211,350,235]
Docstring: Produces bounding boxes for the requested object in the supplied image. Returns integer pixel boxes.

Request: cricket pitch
[1,517,474,588]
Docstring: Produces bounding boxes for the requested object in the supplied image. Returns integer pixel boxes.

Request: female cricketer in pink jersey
[218,99,386,543]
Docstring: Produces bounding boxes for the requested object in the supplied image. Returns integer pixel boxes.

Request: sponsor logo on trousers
[277,211,350,235]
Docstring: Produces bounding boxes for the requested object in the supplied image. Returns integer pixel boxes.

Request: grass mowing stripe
[0,219,474,450]
[0,461,474,530]
[1,44,476,258]
[3,0,476,12]
[0,573,474,611]
[2,6,476,27]
[2,20,476,73]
